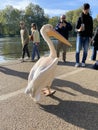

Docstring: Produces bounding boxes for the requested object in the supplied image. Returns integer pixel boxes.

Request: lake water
[0,37,22,63]
[0,37,76,63]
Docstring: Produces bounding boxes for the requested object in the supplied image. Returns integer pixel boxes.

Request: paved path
[0,50,98,130]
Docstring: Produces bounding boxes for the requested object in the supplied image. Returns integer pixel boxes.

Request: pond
[0,37,23,63]
[0,37,76,63]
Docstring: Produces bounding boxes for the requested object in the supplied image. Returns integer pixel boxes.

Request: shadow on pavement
[52,78,98,98]
[39,78,98,130]
[39,98,98,130]
[58,61,75,66]
[58,61,94,69]
[0,66,28,80]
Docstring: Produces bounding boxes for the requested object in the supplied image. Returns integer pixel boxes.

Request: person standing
[20,21,30,62]
[90,27,98,61]
[31,23,40,61]
[75,3,93,67]
[55,14,72,62]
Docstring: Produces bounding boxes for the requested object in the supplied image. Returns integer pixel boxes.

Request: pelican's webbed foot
[42,88,56,96]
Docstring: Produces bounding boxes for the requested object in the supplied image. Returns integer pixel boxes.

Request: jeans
[32,43,40,60]
[75,35,89,63]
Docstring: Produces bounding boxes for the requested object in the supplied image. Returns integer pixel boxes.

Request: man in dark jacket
[75,3,93,67]
[55,14,72,62]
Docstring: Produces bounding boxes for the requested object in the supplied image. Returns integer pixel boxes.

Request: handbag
[29,35,33,41]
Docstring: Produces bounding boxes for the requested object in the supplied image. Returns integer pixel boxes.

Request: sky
[0,0,98,18]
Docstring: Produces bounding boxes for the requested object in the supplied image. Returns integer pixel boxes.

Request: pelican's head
[40,24,72,47]
[40,24,53,35]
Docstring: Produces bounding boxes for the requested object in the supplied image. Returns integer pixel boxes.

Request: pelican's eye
[50,26,52,28]
[49,26,52,29]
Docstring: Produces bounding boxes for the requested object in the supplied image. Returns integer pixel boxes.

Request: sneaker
[27,57,30,59]
[89,58,96,61]
[21,58,24,62]
[75,63,80,67]
[25,57,30,60]
[81,63,85,67]
[89,58,92,61]
[31,59,35,62]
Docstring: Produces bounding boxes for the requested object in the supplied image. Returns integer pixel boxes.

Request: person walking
[20,21,30,62]
[31,23,40,61]
[75,3,93,67]
[90,27,98,61]
[55,14,72,62]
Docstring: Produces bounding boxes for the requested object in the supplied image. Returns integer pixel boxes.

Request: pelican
[25,24,72,102]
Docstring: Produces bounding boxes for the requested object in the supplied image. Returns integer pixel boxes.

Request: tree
[0,5,21,35]
[48,16,59,27]
[93,17,98,31]
[24,3,49,30]
[0,3,49,36]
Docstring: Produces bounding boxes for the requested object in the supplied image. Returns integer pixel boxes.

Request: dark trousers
[22,44,30,58]
[56,40,67,61]
[91,47,98,60]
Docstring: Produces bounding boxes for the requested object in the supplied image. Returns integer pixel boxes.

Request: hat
[83,3,90,10]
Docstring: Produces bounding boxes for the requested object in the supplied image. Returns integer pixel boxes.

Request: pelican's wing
[28,57,44,83]
[25,58,58,101]
[33,58,58,81]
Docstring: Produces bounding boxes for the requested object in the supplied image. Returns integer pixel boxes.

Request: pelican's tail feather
[25,84,32,95]
[25,87,30,94]
[29,93,40,102]
[31,87,41,102]
[34,93,40,102]
[25,82,41,102]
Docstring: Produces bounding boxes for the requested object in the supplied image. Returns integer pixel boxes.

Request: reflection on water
[0,37,76,63]
[0,56,5,62]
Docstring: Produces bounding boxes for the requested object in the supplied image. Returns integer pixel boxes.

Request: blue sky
[0,0,98,18]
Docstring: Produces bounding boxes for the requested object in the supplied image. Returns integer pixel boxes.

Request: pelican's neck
[42,32,57,58]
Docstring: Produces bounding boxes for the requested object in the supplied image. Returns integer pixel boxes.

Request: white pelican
[25,24,72,102]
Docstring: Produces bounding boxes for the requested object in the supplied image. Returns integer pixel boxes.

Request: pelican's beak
[47,30,72,47]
